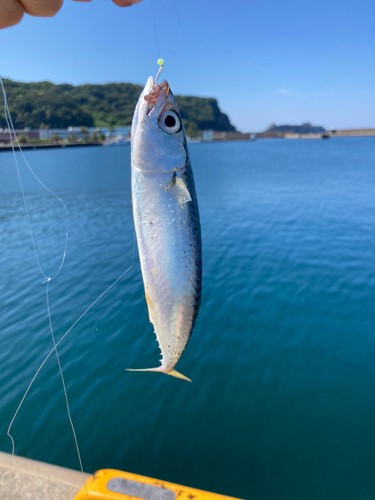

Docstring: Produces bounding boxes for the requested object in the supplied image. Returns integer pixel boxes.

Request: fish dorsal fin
[164,173,192,204]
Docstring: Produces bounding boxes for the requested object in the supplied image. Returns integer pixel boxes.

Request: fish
[127,76,202,382]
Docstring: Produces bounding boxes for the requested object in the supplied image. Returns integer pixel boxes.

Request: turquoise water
[1,138,375,499]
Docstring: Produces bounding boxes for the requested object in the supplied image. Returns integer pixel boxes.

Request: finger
[0,0,24,29]
[18,0,63,17]
[111,0,143,7]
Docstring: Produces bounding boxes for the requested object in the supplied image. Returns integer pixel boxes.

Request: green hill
[1,79,236,137]
[266,123,326,134]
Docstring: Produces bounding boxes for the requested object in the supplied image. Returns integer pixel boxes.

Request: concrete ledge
[0,451,90,500]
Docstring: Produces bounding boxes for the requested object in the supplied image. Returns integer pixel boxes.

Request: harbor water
[0,138,375,499]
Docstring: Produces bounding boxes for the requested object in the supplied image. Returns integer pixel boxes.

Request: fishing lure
[128,63,202,381]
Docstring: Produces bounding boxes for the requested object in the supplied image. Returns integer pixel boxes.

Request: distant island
[266,123,326,134]
[0,79,236,138]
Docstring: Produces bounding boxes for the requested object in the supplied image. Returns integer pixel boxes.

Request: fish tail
[167,370,191,382]
[126,367,191,382]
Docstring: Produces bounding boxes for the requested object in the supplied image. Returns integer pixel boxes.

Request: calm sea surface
[0,138,375,499]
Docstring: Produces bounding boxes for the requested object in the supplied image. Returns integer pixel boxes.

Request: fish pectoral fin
[126,367,191,382]
[164,173,192,204]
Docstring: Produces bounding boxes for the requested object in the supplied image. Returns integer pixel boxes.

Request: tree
[90,132,100,142]
[18,134,28,144]
[0,78,237,134]
[51,133,60,142]
[68,134,77,142]
[80,125,88,135]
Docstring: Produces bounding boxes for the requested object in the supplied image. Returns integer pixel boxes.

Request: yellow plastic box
[73,468,242,500]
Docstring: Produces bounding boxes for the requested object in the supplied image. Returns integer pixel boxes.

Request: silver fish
[127,76,202,381]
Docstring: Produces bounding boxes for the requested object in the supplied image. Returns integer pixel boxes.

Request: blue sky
[1,0,374,131]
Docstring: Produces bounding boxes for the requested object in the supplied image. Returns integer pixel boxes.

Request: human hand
[0,0,143,30]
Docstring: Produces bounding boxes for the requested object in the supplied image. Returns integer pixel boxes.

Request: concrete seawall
[211,129,375,141]
[0,451,89,500]
[0,452,242,500]
[0,142,102,152]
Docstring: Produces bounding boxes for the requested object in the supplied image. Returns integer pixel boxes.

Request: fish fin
[126,367,161,373]
[164,173,192,204]
[167,370,192,382]
[126,367,191,382]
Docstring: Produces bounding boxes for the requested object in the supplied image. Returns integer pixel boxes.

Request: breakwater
[0,141,102,152]
[211,128,375,141]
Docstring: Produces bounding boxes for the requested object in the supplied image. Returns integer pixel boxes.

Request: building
[0,126,132,143]
[0,128,40,142]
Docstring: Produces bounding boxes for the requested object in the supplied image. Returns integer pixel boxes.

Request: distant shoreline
[207,128,375,142]
[254,128,375,140]
[0,142,102,152]
[0,129,374,152]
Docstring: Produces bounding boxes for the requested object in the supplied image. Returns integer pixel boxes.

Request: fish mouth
[144,75,154,96]
[131,76,154,136]
[141,77,174,119]
[132,76,179,141]
[144,80,170,106]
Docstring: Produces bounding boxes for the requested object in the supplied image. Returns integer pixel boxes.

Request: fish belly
[132,168,201,372]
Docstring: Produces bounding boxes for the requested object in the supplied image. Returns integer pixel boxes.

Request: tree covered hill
[266,123,326,134]
[1,79,236,136]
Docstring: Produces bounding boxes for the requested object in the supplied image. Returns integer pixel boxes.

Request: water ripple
[1,139,375,499]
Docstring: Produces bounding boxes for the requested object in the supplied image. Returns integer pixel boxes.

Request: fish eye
[160,110,181,134]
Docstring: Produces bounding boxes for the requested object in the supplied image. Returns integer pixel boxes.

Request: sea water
[0,137,375,500]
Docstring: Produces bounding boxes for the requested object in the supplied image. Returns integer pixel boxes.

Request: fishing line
[6,260,135,462]
[163,0,183,66]
[45,280,86,494]
[150,0,183,70]
[1,0,180,488]
[0,77,68,281]
[151,0,161,60]
[1,74,137,498]
[0,75,137,499]
[0,74,90,498]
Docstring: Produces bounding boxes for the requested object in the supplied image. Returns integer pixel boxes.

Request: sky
[0,0,374,132]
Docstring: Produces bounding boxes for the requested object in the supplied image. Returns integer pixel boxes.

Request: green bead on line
[157,58,165,66]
